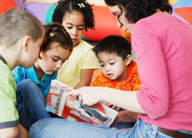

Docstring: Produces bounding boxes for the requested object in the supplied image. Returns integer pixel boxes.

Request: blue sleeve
[12,66,26,84]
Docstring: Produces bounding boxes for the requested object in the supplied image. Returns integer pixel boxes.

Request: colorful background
[0,0,191,42]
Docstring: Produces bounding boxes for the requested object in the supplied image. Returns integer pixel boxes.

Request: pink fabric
[132,13,192,131]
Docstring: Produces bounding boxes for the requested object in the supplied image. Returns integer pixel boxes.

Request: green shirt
[0,60,18,129]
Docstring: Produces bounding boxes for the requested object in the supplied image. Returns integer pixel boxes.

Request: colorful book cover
[46,80,118,127]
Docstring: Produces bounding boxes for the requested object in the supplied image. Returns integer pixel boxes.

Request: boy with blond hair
[0,8,44,137]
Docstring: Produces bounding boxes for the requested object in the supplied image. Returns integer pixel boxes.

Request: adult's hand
[73,87,103,106]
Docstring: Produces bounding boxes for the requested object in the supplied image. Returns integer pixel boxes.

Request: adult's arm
[132,19,169,120]
[73,87,145,114]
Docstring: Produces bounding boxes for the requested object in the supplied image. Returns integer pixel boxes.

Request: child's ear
[22,36,32,52]
[125,55,132,65]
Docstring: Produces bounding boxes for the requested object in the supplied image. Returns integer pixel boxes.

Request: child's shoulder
[12,66,26,73]
[0,60,9,70]
[74,40,95,55]
[0,61,12,80]
[12,66,34,77]
[129,60,138,70]
[77,40,93,49]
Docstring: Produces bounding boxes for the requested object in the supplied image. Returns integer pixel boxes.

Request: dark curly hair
[41,22,73,53]
[93,35,132,60]
[52,0,95,31]
[104,0,172,23]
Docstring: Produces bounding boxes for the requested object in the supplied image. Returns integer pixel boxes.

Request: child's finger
[116,107,120,111]
[111,105,117,110]
[107,103,113,107]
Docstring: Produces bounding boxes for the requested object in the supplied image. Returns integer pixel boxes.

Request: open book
[46,80,118,127]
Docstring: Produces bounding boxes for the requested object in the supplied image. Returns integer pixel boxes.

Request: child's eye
[100,64,105,67]
[52,58,58,62]
[67,26,72,29]
[78,28,84,30]
[110,62,115,65]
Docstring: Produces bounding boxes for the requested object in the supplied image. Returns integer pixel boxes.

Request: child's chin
[107,77,116,80]
[44,71,54,75]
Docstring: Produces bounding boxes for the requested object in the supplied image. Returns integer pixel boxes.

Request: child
[0,8,44,138]
[12,22,73,132]
[92,35,141,129]
[13,22,73,98]
[52,0,99,89]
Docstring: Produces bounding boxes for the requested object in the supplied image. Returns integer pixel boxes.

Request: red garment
[92,61,141,91]
[0,0,17,15]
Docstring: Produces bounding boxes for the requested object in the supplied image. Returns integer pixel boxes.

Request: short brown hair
[0,8,43,47]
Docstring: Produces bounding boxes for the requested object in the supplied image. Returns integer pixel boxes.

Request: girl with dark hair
[29,0,192,138]
[52,0,99,89]
[12,22,73,132]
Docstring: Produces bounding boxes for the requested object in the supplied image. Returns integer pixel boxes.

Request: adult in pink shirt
[29,0,192,138]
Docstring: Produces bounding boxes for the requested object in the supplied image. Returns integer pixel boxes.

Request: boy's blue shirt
[12,66,57,98]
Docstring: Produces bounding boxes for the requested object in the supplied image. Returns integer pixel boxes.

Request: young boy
[92,35,141,129]
[0,8,44,137]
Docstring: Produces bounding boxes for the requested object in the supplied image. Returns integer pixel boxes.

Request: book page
[46,80,118,127]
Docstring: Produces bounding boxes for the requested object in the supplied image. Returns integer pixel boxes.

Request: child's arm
[18,123,28,138]
[0,124,28,138]
[0,127,19,138]
[74,69,94,89]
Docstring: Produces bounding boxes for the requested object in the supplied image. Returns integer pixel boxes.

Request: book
[46,80,118,127]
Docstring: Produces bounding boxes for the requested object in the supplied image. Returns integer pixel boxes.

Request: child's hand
[73,87,102,106]
[100,102,120,111]
[109,104,120,111]
[113,110,138,124]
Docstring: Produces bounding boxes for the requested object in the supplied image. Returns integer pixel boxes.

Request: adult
[29,0,192,137]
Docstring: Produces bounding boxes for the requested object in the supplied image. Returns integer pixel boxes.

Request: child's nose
[72,28,78,36]
[105,66,110,71]
[55,61,63,69]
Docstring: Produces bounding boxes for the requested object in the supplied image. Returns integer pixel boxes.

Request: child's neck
[0,48,20,70]
[34,61,44,81]
[117,66,128,83]
[73,40,81,48]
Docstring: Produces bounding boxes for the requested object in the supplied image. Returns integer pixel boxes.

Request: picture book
[46,80,118,127]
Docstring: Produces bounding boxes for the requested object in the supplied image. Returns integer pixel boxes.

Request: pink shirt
[132,13,192,131]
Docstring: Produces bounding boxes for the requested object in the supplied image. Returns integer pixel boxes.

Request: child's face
[98,52,131,82]
[62,11,85,47]
[38,42,71,75]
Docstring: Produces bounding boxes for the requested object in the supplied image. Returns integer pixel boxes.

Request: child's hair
[52,0,95,31]
[93,35,132,60]
[0,8,43,47]
[41,22,73,54]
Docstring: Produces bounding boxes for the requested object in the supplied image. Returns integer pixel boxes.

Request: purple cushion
[24,2,52,24]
